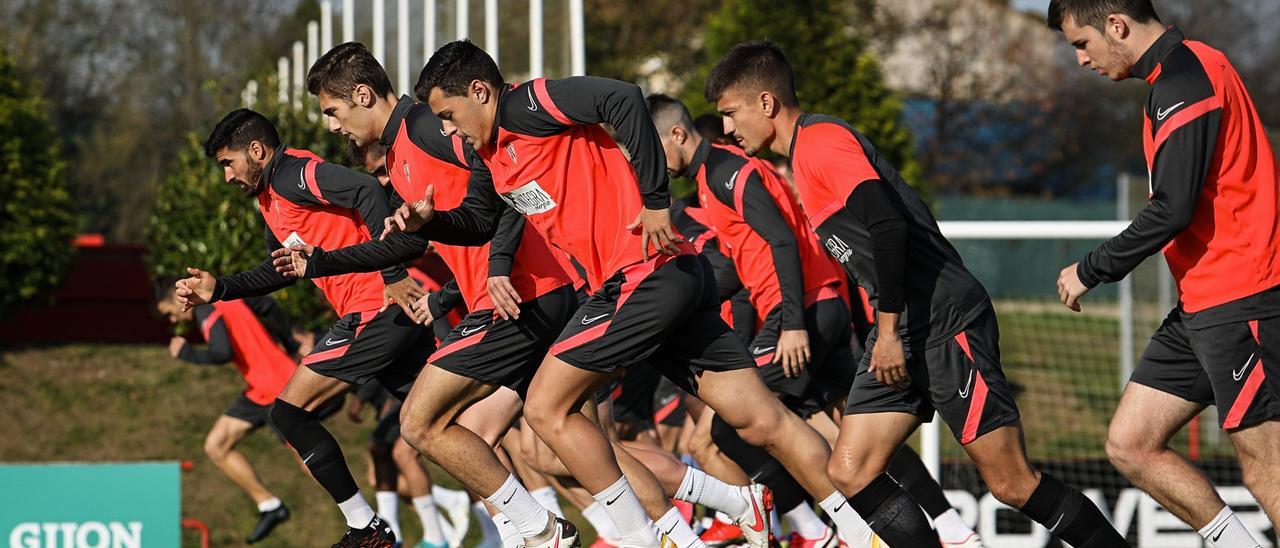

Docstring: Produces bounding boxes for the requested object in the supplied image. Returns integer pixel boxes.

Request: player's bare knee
[203,435,230,461]
[1105,427,1152,475]
[825,454,873,495]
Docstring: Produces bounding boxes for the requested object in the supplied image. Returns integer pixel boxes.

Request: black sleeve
[704,242,744,301]
[736,173,806,329]
[846,180,907,313]
[420,158,508,245]
[538,77,670,209]
[426,280,463,320]
[214,227,297,301]
[306,232,432,278]
[307,162,408,284]
[177,306,234,365]
[1078,103,1221,287]
[488,206,526,277]
[243,295,299,354]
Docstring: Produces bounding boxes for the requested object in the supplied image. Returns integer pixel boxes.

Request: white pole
[456,0,468,39]
[342,0,354,43]
[292,41,305,110]
[569,0,585,75]
[373,0,385,66]
[398,0,410,95]
[424,0,436,64]
[1118,173,1134,388]
[529,0,543,77]
[321,0,333,51]
[278,56,289,105]
[307,21,320,70]
[485,0,498,62]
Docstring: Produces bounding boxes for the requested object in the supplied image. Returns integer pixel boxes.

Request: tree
[685,0,922,192]
[0,48,75,319]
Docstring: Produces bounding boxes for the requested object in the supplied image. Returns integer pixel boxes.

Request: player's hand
[627,207,683,256]
[868,332,910,391]
[774,329,810,378]
[413,293,435,325]
[383,277,429,323]
[1057,262,1090,313]
[487,276,522,320]
[168,336,186,358]
[175,267,217,311]
[384,186,436,239]
[272,244,315,278]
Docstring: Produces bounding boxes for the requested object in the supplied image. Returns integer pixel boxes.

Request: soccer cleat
[940,533,983,548]
[519,517,581,548]
[785,528,838,548]
[333,516,397,548]
[732,484,773,548]
[246,503,291,544]
[698,519,744,547]
[837,534,888,548]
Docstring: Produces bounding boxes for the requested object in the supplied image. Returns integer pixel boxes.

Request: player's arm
[847,179,910,389]
[734,171,806,330]
[213,227,298,301]
[1076,96,1222,287]
[306,162,409,284]
[486,205,528,319]
[426,280,463,322]
[176,306,234,365]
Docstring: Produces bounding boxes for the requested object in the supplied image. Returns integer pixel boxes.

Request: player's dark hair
[415,39,504,101]
[348,139,388,170]
[646,93,695,132]
[204,109,280,158]
[1047,0,1160,32]
[694,113,731,145]
[152,276,181,305]
[306,42,395,101]
[704,40,798,107]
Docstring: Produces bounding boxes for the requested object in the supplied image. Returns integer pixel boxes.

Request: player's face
[657,130,684,177]
[428,82,496,151]
[215,148,265,196]
[319,90,379,147]
[156,297,191,324]
[1060,15,1131,81]
[715,87,774,157]
[363,151,390,187]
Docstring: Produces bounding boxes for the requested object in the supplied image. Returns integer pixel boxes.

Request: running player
[703,41,1127,547]
[1049,0,1280,542]
[156,286,298,544]
[176,109,433,547]
[387,39,892,548]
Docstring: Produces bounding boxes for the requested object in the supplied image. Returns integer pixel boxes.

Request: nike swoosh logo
[664,522,678,536]
[605,493,623,505]
[752,346,775,355]
[526,87,539,112]
[1156,101,1185,121]
[833,501,845,513]
[725,169,738,190]
[1048,514,1063,532]
[325,337,348,346]
[1234,352,1255,381]
[461,325,485,336]
[581,313,609,325]
[958,368,975,398]
[747,493,765,532]
[439,129,448,137]
[302,451,315,464]
[297,167,307,190]
[1211,521,1228,541]
[503,492,514,505]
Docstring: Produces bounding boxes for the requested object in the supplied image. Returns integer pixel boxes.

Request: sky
[1012,0,1050,14]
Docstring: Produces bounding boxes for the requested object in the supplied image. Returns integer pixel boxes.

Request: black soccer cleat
[333,516,397,548]
[245,503,291,544]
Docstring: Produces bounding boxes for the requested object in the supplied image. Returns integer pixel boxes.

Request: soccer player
[703,41,1128,547]
[156,287,298,544]
[175,109,435,547]
[1049,0,1280,543]
[387,39,888,548]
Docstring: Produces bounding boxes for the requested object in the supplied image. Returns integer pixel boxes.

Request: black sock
[886,444,952,519]
[1021,473,1127,547]
[848,474,939,546]
[710,414,808,513]
[271,399,359,503]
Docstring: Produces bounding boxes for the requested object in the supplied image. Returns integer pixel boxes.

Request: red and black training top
[789,113,988,349]
[418,77,680,291]
[182,300,297,405]
[213,147,402,317]
[688,139,843,330]
[1078,27,1280,325]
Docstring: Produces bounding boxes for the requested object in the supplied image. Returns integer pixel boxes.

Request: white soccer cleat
[731,484,773,548]
[519,517,581,548]
[940,533,983,548]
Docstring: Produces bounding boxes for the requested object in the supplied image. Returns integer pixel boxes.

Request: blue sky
[1012,0,1050,14]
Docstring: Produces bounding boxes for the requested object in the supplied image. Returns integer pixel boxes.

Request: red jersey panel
[208,300,296,405]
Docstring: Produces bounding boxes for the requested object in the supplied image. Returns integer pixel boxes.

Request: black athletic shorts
[845,303,1020,444]
[370,400,403,446]
[653,376,687,427]
[1130,310,1280,429]
[751,297,856,413]
[550,252,753,395]
[303,307,433,399]
[613,362,663,425]
[430,284,576,397]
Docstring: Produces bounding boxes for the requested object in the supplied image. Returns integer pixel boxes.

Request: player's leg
[1227,422,1280,525]
[206,407,275,506]
[828,411,935,546]
[370,402,406,543]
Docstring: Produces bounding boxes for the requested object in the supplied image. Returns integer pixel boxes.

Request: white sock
[593,476,658,545]
[583,502,622,540]
[257,497,282,513]
[932,507,975,543]
[713,511,733,524]
[338,491,378,530]
[375,491,402,541]
[474,501,502,544]
[1198,506,1262,548]
[818,491,873,546]
[494,513,522,548]
[673,467,748,518]
[433,486,470,508]
[785,503,828,539]
[485,474,552,538]
[656,507,705,548]
[413,495,447,544]
[531,486,566,519]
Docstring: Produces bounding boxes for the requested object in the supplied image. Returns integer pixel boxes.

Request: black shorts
[845,303,1020,444]
[751,297,856,412]
[550,253,753,395]
[1130,310,1280,429]
[226,392,343,441]
[613,362,664,425]
[303,307,433,399]
[370,400,403,446]
[430,284,576,397]
[652,376,687,427]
